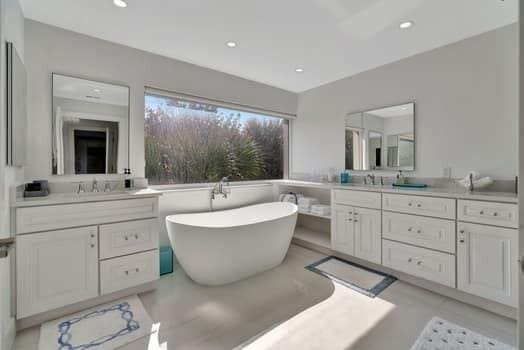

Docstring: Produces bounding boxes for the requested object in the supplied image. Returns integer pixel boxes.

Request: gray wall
[0,0,24,348]
[24,19,298,181]
[294,24,518,180]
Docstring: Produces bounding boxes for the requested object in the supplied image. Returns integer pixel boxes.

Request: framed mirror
[345,103,414,171]
[52,74,130,175]
[6,42,27,167]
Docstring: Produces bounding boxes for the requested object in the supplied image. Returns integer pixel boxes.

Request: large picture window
[145,91,290,185]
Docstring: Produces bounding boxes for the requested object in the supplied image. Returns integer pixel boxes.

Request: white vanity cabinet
[17,226,99,318]
[14,193,161,320]
[331,200,381,264]
[457,200,518,307]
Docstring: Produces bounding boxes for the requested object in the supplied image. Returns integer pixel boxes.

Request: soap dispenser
[396,170,405,185]
[124,168,134,190]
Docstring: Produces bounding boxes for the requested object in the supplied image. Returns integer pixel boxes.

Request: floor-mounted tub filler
[166,202,298,285]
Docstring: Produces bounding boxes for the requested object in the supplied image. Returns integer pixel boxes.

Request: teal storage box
[159,246,174,275]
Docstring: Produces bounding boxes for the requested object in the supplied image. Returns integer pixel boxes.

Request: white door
[354,208,381,264]
[331,205,354,256]
[17,226,99,318]
[457,222,517,307]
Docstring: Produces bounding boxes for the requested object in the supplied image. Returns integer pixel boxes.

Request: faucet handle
[92,179,99,193]
[104,182,112,192]
[77,182,86,194]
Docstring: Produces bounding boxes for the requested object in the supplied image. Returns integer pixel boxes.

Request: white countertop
[275,180,518,204]
[12,188,162,208]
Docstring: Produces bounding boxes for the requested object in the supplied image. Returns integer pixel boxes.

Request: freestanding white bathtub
[166,202,298,285]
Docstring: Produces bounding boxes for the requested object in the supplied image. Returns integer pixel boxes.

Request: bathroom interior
[0,0,522,349]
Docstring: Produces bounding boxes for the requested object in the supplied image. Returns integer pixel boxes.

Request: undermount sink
[53,191,126,198]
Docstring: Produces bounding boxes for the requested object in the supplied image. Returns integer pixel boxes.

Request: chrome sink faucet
[212,177,231,199]
[367,173,376,185]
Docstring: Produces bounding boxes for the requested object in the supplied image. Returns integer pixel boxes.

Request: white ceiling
[54,74,129,106]
[20,0,518,92]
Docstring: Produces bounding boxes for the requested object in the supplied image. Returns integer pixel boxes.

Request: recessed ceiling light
[226,41,237,48]
[399,21,414,29]
[93,88,101,93]
[295,68,304,73]
[113,0,127,8]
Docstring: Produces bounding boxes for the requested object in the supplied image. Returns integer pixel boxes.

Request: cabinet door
[331,205,354,256]
[457,223,517,307]
[17,226,99,318]
[354,208,381,264]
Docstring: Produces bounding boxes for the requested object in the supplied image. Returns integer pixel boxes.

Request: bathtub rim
[165,201,298,229]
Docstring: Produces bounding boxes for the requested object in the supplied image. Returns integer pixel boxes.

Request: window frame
[144,87,294,186]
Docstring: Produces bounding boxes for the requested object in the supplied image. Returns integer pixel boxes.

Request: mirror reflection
[345,103,414,171]
[52,74,130,175]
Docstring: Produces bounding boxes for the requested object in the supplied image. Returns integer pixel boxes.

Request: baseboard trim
[16,281,157,331]
[292,240,517,320]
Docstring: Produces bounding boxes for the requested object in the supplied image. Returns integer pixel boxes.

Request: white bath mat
[39,295,154,350]
[411,317,516,350]
[306,256,396,297]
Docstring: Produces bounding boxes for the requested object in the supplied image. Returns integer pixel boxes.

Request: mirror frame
[51,73,131,176]
[345,102,415,172]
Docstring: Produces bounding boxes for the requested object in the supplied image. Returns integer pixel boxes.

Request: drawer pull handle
[493,212,498,217]
[459,230,464,234]
[416,203,421,208]
[460,239,465,243]
[124,236,129,241]
[354,219,358,223]
[417,261,423,266]
[348,218,353,222]
[90,244,95,248]
[353,213,358,216]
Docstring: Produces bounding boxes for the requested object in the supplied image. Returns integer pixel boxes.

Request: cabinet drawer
[16,197,159,234]
[100,250,159,295]
[382,212,456,253]
[332,190,381,209]
[99,219,159,260]
[458,200,518,228]
[382,240,455,287]
[382,193,455,219]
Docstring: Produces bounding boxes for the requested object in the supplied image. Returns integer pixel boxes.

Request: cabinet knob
[460,239,465,243]
[493,212,498,217]
[417,261,423,266]
[480,210,484,215]
[125,270,129,275]
[459,230,465,234]
[90,234,95,238]
[408,202,413,206]
[348,218,353,222]
[136,268,140,272]
[134,234,139,239]
[125,236,129,241]
[90,244,95,248]
[416,203,422,208]
[354,220,358,223]
[408,258,413,263]
[408,227,413,232]
[417,229,422,234]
